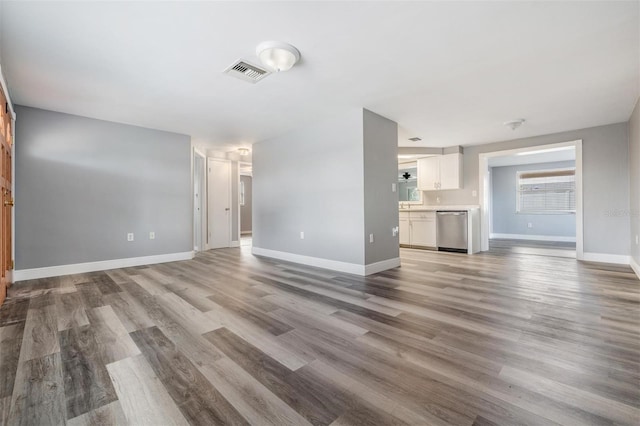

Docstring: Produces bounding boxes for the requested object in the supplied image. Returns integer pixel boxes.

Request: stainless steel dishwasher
[436,211,468,253]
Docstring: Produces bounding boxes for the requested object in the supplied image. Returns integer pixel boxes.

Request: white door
[208,158,231,249]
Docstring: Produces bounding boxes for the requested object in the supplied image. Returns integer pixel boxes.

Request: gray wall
[423,123,630,255]
[15,106,192,269]
[240,175,252,233]
[253,109,366,264]
[629,99,640,266]
[363,110,399,264]
[491,161,576,238]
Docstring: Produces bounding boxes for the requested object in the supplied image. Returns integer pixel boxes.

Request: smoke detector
[223,59,270,83]
[504,119,525,130]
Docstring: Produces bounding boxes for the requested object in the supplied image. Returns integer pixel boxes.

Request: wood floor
[1,244,639,425]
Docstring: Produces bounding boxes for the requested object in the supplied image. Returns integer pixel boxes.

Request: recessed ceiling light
[256,41,300,72]
[504,119,525,130]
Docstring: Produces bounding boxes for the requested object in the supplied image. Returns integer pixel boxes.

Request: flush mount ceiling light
[238,148,250,156]
[256,41,300,72]
[504,119,526,130]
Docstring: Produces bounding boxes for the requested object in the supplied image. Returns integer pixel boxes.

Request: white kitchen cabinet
[417,153,462,191]
[399,216,411,245]
[399,211,436,248]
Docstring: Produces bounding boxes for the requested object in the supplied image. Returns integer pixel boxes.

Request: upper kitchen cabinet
[417,153,462,191]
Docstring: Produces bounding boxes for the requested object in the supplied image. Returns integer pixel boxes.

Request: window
[517,168,575,214]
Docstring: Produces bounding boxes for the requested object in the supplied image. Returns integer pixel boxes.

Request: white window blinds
[517,169,575,214]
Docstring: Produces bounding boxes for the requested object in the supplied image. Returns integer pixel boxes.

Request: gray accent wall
[240,175,252,233]
[423,123,630,255]
[629,99,640,267]
[15,106,192,269]
[491,161,576,238]
[363,110,399,264]
[253,108,399,267]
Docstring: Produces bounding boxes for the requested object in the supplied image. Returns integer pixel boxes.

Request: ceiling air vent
[223,59,270,83]
[408,137,422,142]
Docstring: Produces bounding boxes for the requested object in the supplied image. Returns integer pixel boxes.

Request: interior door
[0,87,13,305]
[208,158,231,249]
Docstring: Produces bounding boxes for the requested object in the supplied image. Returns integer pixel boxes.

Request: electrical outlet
[392,226,399,237]
[527,223,533,229]
[436,196,441,204]
[369,233,374,243]
[149,231,155,240]
[127,233,134,242]
[472,190,477,197]
[300,231,305,240]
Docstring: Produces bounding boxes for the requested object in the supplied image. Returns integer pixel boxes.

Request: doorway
[208,158,232,249]
[239,162,252,247]
[479,140,583,259]
[193,150,205,252]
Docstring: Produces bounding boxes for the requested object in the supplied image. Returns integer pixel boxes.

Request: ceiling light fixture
[256,41,300,72]
[504,119,525,130]
[238,148,250,156]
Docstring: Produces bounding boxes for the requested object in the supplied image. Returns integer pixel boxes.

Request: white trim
[230,241,241,248]
[581,252,630,265]
[252,247,399,276]
[13,251,195,282]
[490,233,576,242]
[630,257,640,280]
[364,257,401,275]
[478,140,583,259]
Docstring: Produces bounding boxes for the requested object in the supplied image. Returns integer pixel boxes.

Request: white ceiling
[1,1,638,151]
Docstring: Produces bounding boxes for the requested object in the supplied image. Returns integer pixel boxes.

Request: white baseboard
[13,251,195,282]
[251,247,400,276]
[630,256,640,280]
[490,233,576,242]
[364,257,401,275]
[582,252,630,265]
[230,241,241,248]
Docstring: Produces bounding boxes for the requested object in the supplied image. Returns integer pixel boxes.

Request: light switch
[391,183,397,192]
[472,190,477,197]
[369,234,374,243]
[300,231,305,240]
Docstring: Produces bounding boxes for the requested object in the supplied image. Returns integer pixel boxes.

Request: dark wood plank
[8,352,66,425]
[0,322,25,399]
[59,325,118,419]
[204,327,348,426]
[130,326,249,426]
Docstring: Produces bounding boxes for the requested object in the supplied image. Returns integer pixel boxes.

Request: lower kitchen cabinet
[399,211,436,248]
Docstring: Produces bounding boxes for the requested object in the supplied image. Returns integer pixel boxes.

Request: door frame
[478,139,583,259]
[207,157,232,250]
[192,148,206,252]
[239,162,252,237]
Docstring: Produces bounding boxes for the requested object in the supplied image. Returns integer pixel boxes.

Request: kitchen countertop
[399,205,480,212]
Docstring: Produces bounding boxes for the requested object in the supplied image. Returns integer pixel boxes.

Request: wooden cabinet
[399,211,436,248]
[417,154,462,191]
